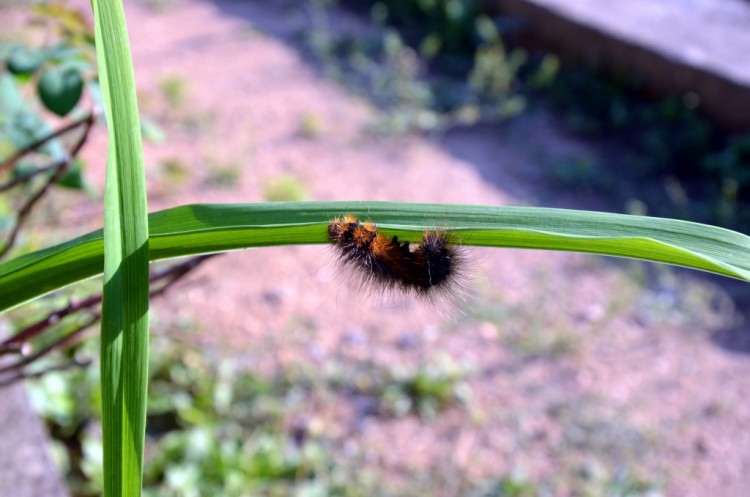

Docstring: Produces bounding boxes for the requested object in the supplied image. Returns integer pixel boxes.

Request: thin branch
[149,253,218,297]
[0,254,218,383]
[0,358,93,388]
[0,112,96,260]
[0,314,99,377]
[1,254,217,349]
[0,110,97,174]
[0,160,65,193]
[1,294,102,349]
[0,344,27,356]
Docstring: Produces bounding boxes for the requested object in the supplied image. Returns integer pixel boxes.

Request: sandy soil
[27,0,750,495]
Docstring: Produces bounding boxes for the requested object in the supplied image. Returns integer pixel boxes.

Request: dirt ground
[30,0,750,495]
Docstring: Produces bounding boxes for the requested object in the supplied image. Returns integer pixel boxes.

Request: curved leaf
[1,201,749,314]
[37,66,84,117]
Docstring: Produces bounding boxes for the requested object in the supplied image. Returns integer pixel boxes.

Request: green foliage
[55,159,91,192]
[297,111,325,138]
[466,38,526,120]
[262,174,308,202]
[141,345,334,497]
[317,354,472,419]
[0,3,96,120]
[6,45,45,76]
[364,0,484,68]
[205,162,241,188]
[24,338,452,496]
[158,74,189,110]
[467,476,539,497]
[27,335,664,497]
[0,3,97,196]
[37,66,84,116]
[304,0,532,132]
[547,66,750,230]
[379,356,472,419]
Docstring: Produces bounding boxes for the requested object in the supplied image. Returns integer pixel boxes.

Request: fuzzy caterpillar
[327,215,465,300]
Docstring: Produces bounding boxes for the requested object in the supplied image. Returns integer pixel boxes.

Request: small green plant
[465,287,583,360]
[545,395,660,494]
[25,338,503,497]
[0,3,99,248]
[157,157,189,184]
[144,0,175,13]
[205,161,240,188]
[297,111,325,138]
[303,1,531,133]
[262,174,308,202]
[379,356,473,419]
[548,156,599,188]
[467,475,539,497]
[546,66,750,231]
[308,354,472,420]
[27,335,666,497]
[158,74,189,110]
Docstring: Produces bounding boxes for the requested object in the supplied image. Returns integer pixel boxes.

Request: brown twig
[0,160,66,193]
[0,314,100,377]
[0,359,93,387]
[0,344,27,357]
[148,254,218,297]
[0,111,96,260]
[0,110,96,174]
[0,254,218,383]
[1,254,217,350]
[0,294,103,350]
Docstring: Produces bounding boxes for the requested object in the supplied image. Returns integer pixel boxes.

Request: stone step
[498,0,750,131]
[0,382,68,497]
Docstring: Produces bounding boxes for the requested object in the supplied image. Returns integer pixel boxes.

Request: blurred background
[1,0,750,496]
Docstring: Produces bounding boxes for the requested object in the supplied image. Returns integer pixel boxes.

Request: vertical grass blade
[91,1,150,496]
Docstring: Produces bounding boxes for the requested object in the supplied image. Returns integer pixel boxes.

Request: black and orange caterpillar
[327,215,465,300]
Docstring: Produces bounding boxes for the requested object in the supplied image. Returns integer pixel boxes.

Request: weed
[631,265,736,331]
[157,157,190,184]
[548,155,599,188]
[467,475,539,497]
[262,174,308,202]
[158,74,189,110]
[303,0,529,134]
[205,161,240,188]
[546,395,660,495]
[23,311,674,497]
[298,111,325,138]
[464,287,582,360]
[379,355,473,419]
[144,0,175,13]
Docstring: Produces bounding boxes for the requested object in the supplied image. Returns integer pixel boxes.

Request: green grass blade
[91,1,149,496]
[1,202,749,314]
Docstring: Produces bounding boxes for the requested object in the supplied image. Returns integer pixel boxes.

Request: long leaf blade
[1,202,748,314]
[91,1,149,496]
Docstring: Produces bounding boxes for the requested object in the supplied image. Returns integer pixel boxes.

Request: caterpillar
[327,215,465,300]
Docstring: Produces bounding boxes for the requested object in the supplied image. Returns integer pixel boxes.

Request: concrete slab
[498,0,750,131]
[0,382,68,497]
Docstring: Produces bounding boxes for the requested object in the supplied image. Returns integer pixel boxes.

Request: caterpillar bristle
[327,215,466,302]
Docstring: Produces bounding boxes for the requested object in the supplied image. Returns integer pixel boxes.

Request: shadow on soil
[711,324,750,354]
